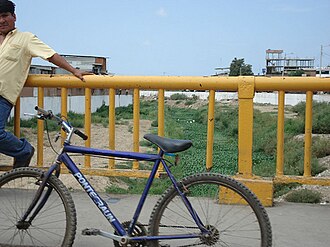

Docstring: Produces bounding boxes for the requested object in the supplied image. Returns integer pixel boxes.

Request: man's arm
[48,53,90,81]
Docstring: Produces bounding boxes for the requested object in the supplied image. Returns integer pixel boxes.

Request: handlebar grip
[35,106,53,118]
[74,129,88,140]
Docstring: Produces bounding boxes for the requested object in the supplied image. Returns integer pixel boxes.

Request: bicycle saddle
[144,134,192,153]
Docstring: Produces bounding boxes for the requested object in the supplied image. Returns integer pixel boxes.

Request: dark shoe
[13,146,35,169]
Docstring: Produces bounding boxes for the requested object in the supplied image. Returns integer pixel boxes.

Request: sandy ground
[0,120,152,192]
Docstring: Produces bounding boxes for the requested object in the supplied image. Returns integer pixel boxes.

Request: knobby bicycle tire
[148,173,272,247]
[0,168,77,247]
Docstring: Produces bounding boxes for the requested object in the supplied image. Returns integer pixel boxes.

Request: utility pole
[320,44,330,77]
[320,45,323,77]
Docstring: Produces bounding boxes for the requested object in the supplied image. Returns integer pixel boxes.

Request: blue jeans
[0,96,33,161]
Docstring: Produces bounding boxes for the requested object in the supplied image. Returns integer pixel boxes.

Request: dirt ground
[0,120,153,192]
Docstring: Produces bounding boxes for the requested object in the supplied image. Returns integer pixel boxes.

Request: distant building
[265,49,315,76]
[25,54,109,97]
[56,54,108,75]
[214,67,230,77]
[316,67,330,77]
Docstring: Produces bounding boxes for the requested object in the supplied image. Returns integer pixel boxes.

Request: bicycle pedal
[82,228,100,236]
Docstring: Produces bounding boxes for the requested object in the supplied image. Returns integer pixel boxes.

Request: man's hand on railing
[72,68,93,82]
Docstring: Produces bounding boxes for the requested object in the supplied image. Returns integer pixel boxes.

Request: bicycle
[0,106,272,247]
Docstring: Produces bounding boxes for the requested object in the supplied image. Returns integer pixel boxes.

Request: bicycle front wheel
[148,173,272,247]
[0,168,77,247]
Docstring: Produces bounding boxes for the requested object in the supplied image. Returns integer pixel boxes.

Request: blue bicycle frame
[17,106,209,244]
[56,143,207,242]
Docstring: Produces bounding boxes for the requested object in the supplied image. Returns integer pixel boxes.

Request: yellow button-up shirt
[0,29,56,105]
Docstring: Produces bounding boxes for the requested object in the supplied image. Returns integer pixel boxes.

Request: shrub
[313,103,330,134]
[285,189,322,203]
[191,94,199,100]
[312,137,330,158]
[253,111,277,155]
[170,93,188,100]
[253,157,275,177]
[185,100,196,106]
[284,118,305,135]
[151,119,158,127]
[273,183,301,198]
[291,102,306,116]
[292,101,330,134]
[66,111,84,128]
[115,104,133,119]
[283,139,324,176]
[94,103,109,118]
[193,106,208,124]
[214,107,239,138]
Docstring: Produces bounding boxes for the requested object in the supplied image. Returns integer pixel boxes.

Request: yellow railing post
[158,89,165,137]
[61,88,68,143]
[237,77,255,177]
[304,91,313,177]
[206,90,215,171]
[157,89,165,172]
[37,88,44,167]
[108,88,116,169]
[60,88,68,170]
[85,88,92,168]
[133,88,140,170]
[276,91,285,176]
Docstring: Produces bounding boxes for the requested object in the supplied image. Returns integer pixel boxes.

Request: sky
[14,0,330,76]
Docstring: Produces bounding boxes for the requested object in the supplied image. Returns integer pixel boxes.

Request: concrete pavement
[70,191,330,247]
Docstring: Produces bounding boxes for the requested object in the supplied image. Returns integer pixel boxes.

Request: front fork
[18,161,61,227]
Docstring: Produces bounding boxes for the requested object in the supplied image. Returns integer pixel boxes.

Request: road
[71,191,330,247]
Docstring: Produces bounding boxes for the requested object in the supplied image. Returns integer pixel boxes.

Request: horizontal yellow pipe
[255,77,330,91]
[25,75,330,92]
[26,75,238,91]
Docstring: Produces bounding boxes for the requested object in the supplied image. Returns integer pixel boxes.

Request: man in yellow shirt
[0,0,89,168]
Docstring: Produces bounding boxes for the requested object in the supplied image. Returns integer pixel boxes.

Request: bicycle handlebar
[74,129,88,141]
[34,106,88,141]
[34,106,51,118]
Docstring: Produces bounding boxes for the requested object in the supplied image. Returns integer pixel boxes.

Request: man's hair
[0,0,15,14]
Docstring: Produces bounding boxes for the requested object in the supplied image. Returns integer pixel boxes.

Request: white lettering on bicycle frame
[74,172,116,222]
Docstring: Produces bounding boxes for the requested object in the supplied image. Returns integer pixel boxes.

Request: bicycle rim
[148,173,272,247]
[0,168,76,247]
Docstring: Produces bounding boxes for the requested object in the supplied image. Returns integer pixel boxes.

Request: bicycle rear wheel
[148,173,272,247]
[0,168,77,247]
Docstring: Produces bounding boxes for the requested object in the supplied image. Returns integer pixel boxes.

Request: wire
[323,52,330,58]
[45,119,60,155]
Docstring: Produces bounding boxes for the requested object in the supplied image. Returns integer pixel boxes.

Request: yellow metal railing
[6,75,330,187]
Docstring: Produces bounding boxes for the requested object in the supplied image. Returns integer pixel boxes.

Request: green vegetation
[8,97,330,200]
[106,99,329,196]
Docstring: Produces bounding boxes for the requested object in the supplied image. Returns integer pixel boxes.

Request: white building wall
[140,91,330,106]
[14,95,132,119]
